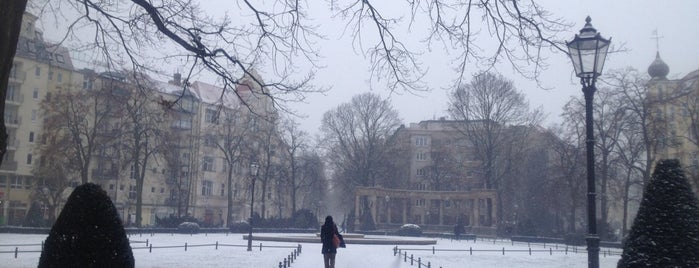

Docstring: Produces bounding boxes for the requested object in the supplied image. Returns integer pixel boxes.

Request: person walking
[321,215,341,268]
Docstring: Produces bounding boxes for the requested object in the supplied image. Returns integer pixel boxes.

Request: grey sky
[36,0,699,136]
[287,0,699,135]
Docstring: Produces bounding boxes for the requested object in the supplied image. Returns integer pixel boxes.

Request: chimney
[172,73,181,86]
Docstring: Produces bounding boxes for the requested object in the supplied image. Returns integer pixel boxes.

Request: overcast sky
[283,0,699,136]
[38,0,699,137]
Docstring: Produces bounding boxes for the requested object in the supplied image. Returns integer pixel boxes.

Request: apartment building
[1,13,286,227]
[646,51,699,191]
[0,13,81,225]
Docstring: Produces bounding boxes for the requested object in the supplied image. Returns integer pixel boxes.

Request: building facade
[356,119,497,234]
[646,51,699,192]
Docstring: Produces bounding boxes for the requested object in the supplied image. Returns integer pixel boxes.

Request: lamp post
[247,162,260,251]
[566,16,611,268]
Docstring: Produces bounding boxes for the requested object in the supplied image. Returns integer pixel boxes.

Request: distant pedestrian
[321,215,342,268]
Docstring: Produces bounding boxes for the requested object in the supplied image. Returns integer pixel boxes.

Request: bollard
[299,244,302,254]
[502,247,505,255]
[432,246,435,254]
[404,252,407,262]
[185,242,188,251]
[411,254,414,265]
[428,262,431,268]
[469,247,472,255]
[279,262,282,268]
[15,247,18,258]
[529,247,531,255]
[283,258,287,268]
[394,246,397,256]
[149,244,152,253]
[260,243,262,251]
[216,241,218,250]
[550,248,553,255]
[418,257,421,267]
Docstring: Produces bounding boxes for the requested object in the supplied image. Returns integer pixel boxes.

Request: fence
[0,238,302,260]
[393,241,622,268]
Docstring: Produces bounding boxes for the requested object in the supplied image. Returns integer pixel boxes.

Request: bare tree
[118,75,169,227]
[279,118,309,215]
[208,104,252,226]
[448,71,543,224]
[40,78,116,184]
[320,92,401,229]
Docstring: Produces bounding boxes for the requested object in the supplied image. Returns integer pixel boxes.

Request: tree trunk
[0,0,27,165]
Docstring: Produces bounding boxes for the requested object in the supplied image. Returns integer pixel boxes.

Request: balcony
[9,70,26,83]
[4,117,21,128]
[0,161,18,171]
[6,139,19,150]
[5,94,23,106]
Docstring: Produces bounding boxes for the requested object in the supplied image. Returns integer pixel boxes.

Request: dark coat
[320,223,340,254]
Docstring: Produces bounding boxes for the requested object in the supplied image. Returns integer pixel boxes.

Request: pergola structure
[354,186,497,234]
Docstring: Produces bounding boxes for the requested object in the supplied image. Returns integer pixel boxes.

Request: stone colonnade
[354,187,497,231]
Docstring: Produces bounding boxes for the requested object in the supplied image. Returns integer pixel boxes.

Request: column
[354,194,361,227]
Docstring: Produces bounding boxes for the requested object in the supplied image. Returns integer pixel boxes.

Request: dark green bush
[38,183,134,268]
[619,159,699,267]
[229,221,250,233]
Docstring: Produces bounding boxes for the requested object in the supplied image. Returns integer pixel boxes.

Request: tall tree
[208,104,252,226]
[119,75,168,227]
[448,71,543,223]
[320,92,401,228]
[279,118,309,215]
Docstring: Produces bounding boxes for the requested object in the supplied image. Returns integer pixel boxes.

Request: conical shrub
[38,183,134,267]
[618,159,699,267]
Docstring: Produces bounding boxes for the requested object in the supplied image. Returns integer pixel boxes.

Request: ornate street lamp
[247,162,260,251]
[566,16,610,268]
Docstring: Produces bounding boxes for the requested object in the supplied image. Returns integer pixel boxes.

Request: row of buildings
[0,13,298,227]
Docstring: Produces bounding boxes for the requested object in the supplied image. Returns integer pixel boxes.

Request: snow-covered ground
[0,233,621,267]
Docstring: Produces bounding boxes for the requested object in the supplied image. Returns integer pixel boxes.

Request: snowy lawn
[0,233,621,267]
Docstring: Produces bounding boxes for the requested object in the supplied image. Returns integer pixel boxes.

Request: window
[56,54,65,63]
[220,184,225,197]
[109,184,115,190]
[48,71,53,80]
[129,185,137,199]
[202,157,214,172]
[120,185,125,191]
[0,175,5,187]
[10,176,22,189]
[205,109,218,124]
[415,136,428,146]
[204,136,216,147]
[416,152,427,160]
[130,165,137,179]
[29,132,34,143]
[31,110,37,122]
[35,67,40,76]
[160,188,165,194]
[26,154,32,165]
[33,88,39,99]
[201,180,213,196]
[416,168,425,176]
[6,84,17,101]
[415,199,426,207]
[151,187,156,193]
[57,73,63,82]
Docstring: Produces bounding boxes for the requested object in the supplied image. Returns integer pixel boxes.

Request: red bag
[332,234,340,248]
